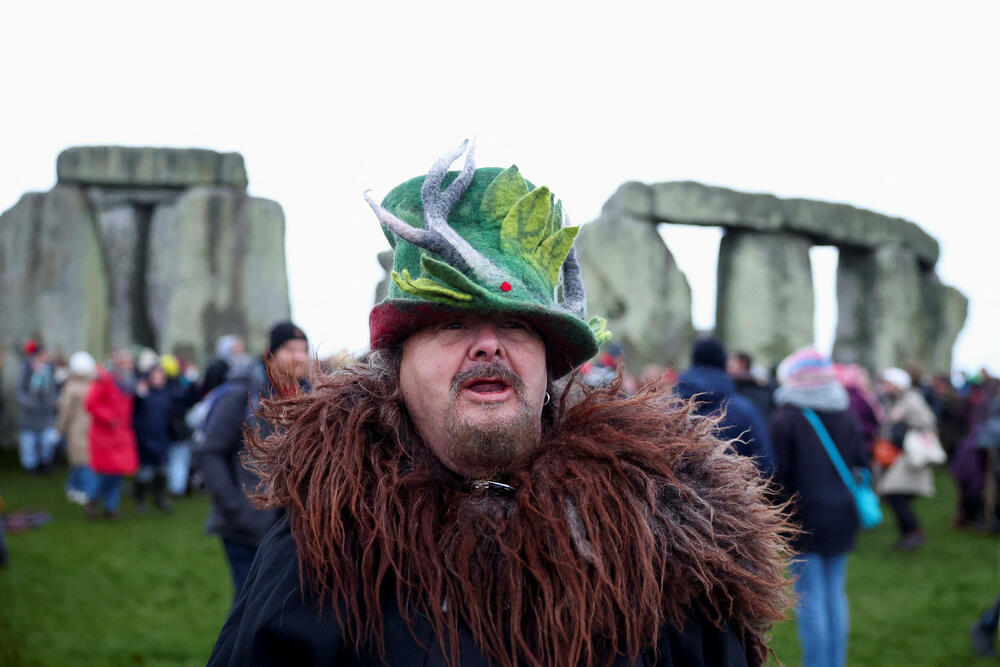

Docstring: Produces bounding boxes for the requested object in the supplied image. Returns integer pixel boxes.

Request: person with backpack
[196,322,311,596]
[768,347,867,667]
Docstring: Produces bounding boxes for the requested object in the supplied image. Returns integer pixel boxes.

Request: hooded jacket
[85,369,139,476]
[196,360,282,547]
[676,366,776,476]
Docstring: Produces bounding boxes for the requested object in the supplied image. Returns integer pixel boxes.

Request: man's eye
[502,321,527,330]
[443,321,464,330]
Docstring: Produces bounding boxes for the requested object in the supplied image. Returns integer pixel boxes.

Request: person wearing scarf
[770,347,867,667]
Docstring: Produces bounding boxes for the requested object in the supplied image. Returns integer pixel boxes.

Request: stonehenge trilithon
[589,180,966,375]
[0,146,290,443]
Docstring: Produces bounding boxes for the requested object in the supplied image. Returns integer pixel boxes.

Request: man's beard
[442,362,542,476]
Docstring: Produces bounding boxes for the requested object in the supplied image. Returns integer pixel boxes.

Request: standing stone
[374,250,394,304]
[0,186,109,440]
[920,271,969,374]
[834,244,923,372]
[94,203,144,350]
[716,230,814,371]
[147,186,290,361]
[576,216,695,370]
[0,186,109,357]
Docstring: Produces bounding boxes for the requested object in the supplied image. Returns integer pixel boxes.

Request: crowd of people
[3,323,998,662]
[584,336,1000,663]
[0,323,319,587]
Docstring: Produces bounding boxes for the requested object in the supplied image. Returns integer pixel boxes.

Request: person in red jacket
[85,350,139,519]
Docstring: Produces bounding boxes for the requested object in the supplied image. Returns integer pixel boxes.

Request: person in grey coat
[17,340,60,473]
[196,322,311,596]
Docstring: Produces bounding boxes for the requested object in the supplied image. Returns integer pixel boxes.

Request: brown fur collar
[246,369,792,667]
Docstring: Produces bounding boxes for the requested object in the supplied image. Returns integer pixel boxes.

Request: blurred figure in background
[769,347,866,667]
[728,350,775,420]
[17,340,60,473]
[834,363,884,456]
[197,322,310,596]
[133,361,173,513]
[56,351,98,504]
[676,337,775,475]
[200,335,246,398]
[928,374,964,458]
[877,367,940,550]
[85,350,139,519]
[161,354,198,497]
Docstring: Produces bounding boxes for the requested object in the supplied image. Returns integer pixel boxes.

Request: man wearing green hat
[209,142,790,666]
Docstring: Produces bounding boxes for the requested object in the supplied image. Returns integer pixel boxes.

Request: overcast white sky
[2,2,997,373]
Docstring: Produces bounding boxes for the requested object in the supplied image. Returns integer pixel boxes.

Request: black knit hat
[268,321,307,355]
[691,337,727,369]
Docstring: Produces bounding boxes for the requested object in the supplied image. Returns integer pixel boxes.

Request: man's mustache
[450,362,527,402]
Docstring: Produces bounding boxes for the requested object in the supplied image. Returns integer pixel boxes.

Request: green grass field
[1,459,997,666]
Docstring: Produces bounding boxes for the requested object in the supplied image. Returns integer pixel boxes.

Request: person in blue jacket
[676,338,776,476]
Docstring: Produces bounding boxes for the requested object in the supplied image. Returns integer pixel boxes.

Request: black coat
[194,363,281,547]
[769,405,867,555]
[208,517,751,666]
[133,386,172,466]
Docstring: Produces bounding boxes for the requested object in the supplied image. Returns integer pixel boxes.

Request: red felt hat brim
[370,299,598,378]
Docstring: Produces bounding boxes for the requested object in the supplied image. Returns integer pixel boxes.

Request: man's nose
[468,323,504,363]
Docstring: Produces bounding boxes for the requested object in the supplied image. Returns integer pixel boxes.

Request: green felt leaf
[419,255,491,299]
[588,316,613,345]
[392,268,473,304]
[546,198,563,239]
[501,186,551,256]
[480,165,528,228]
[534,226,579,287]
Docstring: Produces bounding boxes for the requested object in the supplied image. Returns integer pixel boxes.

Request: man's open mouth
[463,378,511,393]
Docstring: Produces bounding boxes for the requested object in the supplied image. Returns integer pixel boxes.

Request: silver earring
[543,392,551,405]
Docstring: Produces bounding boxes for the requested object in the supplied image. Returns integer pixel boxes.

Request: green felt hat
[366,141,610,377]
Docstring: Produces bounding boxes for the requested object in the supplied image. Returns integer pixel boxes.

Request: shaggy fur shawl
[245,369,792,667]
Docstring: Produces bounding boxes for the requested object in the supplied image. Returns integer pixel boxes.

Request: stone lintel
[57,146,248,190]
[604,180,940,266]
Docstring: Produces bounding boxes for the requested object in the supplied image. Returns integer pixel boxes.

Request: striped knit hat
[776,347,839,389]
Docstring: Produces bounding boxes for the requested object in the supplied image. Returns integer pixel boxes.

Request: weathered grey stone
[147,186,290,361]
[715,230,814,371]
[374,250,394,304]
[95,203,143,350]
[58,146,248,189]
[920,272,969,374]
[834,245,924,371]
[0,186,109,444]
[0,186,109,357]
[576,216,695,370]
[605,181,940,265]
